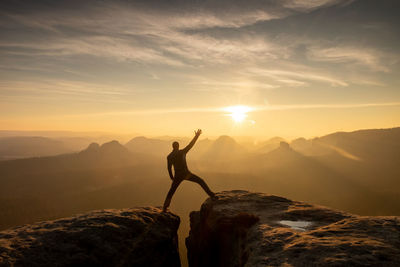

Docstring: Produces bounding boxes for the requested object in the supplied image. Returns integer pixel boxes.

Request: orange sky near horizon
[2,103,400,139]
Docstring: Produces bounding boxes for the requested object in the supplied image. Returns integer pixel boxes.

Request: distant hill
[200,135,247,162]
[0,140,154,197]
[316,127,400,161]
[237,141,368,207]
[0,136,73,160]
[291,127,400,161]
[79,140,136,164]
[0,140,160,229]
[0,131,140,161]
[125,136,171,156]
[255,137,286,153]
[0,130,136,143]
[125,136,236,161]
[289,128,400,191]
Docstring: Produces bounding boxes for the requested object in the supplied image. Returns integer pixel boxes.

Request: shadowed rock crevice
[186,209,259,267]
[186,190,400,267]
[0,207,181,267]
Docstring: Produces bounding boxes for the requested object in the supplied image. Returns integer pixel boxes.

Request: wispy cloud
[284,0,355,10]
[254,102,400,111]
[0,80,143,98]
[0,0,355,68]
[307,46,395,72]
[1,36,186,66]
[246,68,348,86]
[189,80,278,92]
[0,0,396,91]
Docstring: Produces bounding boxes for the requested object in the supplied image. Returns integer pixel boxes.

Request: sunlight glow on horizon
[223,105,254,123]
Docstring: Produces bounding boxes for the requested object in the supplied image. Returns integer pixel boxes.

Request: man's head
[172,141,179,150]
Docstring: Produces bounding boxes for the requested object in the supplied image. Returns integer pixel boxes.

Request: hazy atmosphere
[1,1,400,266]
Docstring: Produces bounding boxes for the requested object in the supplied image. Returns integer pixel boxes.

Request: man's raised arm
[183,129,202,153]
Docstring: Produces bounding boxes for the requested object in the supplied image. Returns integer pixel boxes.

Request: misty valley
[0,128,399,265]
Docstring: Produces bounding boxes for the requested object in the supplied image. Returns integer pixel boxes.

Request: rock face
[0,207,181,267]
[186,190,400,267]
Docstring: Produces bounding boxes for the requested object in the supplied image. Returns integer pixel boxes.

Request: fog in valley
[1,128,399,265]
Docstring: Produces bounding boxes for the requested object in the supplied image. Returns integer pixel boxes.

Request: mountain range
[0,127,399,260]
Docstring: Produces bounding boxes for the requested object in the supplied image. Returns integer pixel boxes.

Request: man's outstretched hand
[194,129,202,136]
[184,129,202,152]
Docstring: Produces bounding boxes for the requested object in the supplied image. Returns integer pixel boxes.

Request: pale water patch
[279,220,312,231]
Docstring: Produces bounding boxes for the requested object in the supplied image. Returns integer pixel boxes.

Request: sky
[0,0,399,139]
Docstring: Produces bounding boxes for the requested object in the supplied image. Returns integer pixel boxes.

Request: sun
[223,105,253,123]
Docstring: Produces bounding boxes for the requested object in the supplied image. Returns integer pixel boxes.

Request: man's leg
[186,173,216,198]
[162,178,183,212]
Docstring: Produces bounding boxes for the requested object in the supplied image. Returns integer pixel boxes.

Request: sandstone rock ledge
[186,190,400,267]
[0,207,180,267]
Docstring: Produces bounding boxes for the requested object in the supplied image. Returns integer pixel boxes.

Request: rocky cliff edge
[186,190,400,267]
[0,207,180,267]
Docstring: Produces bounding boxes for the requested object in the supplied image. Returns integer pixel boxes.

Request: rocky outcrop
[0,207,180,267]
[186,190,400,267]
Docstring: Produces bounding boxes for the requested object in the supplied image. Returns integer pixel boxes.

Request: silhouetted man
[163,129,216,212]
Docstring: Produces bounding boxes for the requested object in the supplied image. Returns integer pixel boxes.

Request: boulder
[186,190,400,267]
[0,207,180,267]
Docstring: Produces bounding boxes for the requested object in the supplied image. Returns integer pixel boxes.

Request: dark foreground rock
[186,190,400,267]
[0,207,180,267]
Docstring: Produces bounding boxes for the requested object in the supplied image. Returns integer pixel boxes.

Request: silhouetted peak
[214,135,237,145]
[279,141,291,150]
[126,136,167,146]
[202,135,246,160]
[127,136,148,143]
[79,142,100,154]
[100,140,128,153]
[101,140,120,147]
[86,142,100,151]
[268,136,285,143]
[80,140,129,155]
[125,136,170,155]
[291,137,307,144]
[265,141,298,158]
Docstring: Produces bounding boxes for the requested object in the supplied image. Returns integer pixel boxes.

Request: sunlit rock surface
[186,190,400,267]
[0,207,180,267]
